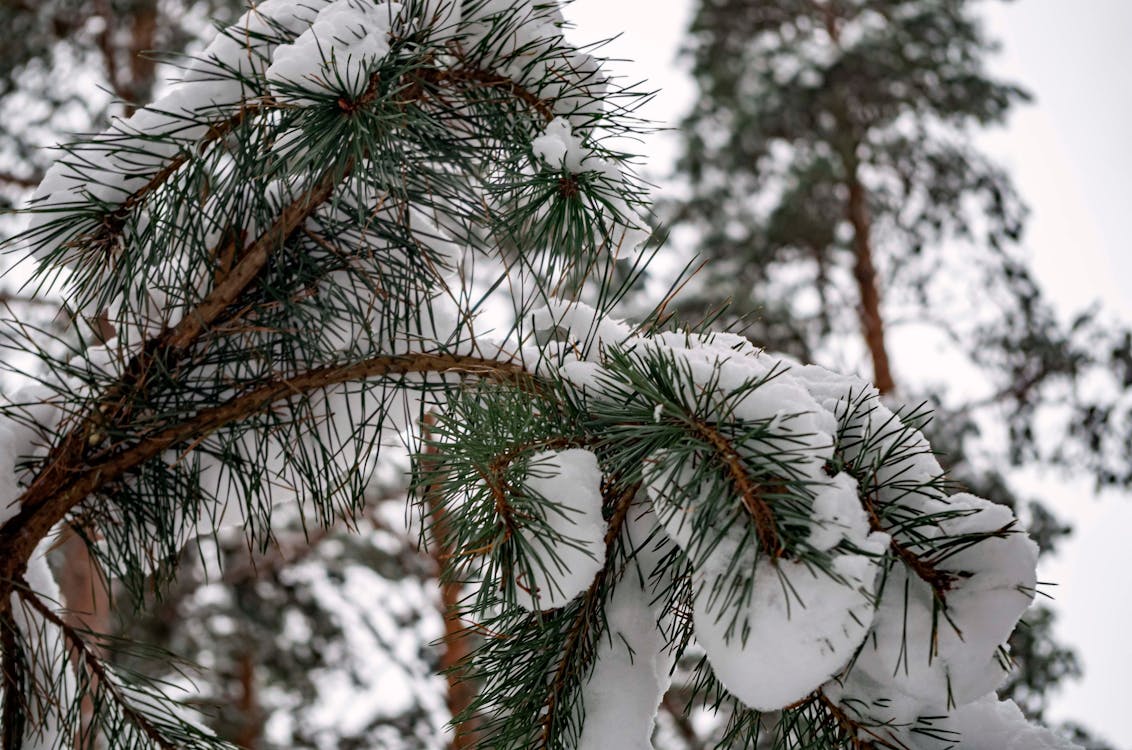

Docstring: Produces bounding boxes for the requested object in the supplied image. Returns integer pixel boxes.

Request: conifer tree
[0,1,1089,748]
[666,1,1128,743]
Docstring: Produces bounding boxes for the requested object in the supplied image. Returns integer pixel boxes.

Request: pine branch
[420,63,556,122]
[0,353,530,609]
[15,584,181,750]
[686,418,784,560]
[55,100,269,267]
[858,495,958,600]
[815,693,904,750]
[164,161,351,350]
[0,611,26,750]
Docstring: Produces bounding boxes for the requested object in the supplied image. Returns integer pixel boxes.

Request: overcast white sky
[562,0,1132,745]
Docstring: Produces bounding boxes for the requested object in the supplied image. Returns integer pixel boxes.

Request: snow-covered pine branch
[0,1,1080,748]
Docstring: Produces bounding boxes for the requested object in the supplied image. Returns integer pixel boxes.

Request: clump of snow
[462,0,565,64]
[531,304,890,709]
[25,0,331,266]
[267,0,400,103]
[807,472,869,552]
[934,694,1083,750]
[512,449,607,611]
[684,526,886,710]
[795,362,946,515]
[0,386,61,526]
[831,492,1038,724]
[528,117,649,251]
[532,117,618,177]
[577,504,674,750]
[521,303,1061,745]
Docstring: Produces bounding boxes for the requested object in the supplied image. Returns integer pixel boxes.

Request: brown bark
[55,529,111,748]
[845,168,896,395]
[233,651,260,749]
[124,1,159,113]
[0,611,26,750]
[94,0,158,115]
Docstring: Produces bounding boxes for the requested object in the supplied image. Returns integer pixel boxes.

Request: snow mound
[937,694,1082,750]
[512,449,607,611]
[577,504,674,750]
[693,550,882,710]
[828,495,1038,725]
[268,0,400,102]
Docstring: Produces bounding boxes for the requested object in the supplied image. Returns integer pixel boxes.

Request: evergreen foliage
[0,1,1093,749]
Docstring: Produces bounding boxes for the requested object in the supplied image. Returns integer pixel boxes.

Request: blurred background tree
[660,0,1130,746]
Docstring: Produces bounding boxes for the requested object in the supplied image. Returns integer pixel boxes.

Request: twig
[1,610,27,750]
[687,419,784,560]
[17,585,180,750]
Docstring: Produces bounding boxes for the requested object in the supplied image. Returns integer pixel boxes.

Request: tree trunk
[845,166,896,394]
[55,529,110,749]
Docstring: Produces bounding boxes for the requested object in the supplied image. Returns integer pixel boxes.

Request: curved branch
[858,495,958,600]
[0,353,530,607]
[2,40,566,612]
[0,158,353,598]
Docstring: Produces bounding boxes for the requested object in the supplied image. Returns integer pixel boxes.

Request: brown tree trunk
[845,167,896,395]
[124,0,159,112]
[233,650,261,749]
[55,529,111,749]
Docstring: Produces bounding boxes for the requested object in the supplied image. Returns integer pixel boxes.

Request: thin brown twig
[816,692,905,750]
[687,419,784,560]
[16,584,180,750]
[859,495,957,600]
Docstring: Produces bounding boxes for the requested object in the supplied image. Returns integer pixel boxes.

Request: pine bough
[0,1,1081,748]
